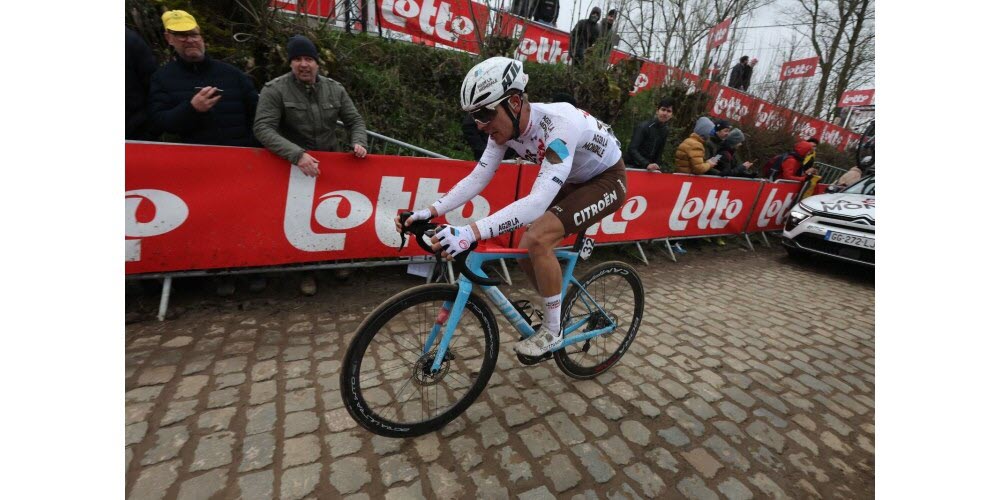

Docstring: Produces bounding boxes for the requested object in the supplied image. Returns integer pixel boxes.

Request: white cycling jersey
[432,102,622,240]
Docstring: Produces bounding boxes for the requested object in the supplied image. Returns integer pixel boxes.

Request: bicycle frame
[422,249,618,372]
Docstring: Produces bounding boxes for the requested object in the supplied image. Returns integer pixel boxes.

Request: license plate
[825,231,874,249]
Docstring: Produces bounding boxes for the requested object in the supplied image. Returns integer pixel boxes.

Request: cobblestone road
[125,244,875,499]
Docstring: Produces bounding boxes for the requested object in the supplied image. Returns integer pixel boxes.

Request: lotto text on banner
[125,143,519,274]
[377,0,490,53]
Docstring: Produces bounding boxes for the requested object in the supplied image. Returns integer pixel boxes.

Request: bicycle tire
[340,284,499,437]
[554,261,644,379]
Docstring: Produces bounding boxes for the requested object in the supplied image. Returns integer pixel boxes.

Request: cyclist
[396,57,627,357]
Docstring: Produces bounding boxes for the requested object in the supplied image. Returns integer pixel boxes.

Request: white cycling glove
[406,208,433,226]
[434,225,476,257]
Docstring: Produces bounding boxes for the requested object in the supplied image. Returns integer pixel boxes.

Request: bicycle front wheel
[554,261,644,379]
[340,284,499,437]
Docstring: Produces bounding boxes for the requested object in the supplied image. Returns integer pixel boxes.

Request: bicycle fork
[421,285,472,373]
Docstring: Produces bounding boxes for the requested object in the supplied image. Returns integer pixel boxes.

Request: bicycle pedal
[515,350,553,366]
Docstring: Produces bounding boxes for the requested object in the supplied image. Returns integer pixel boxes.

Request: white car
[782,175,874,267]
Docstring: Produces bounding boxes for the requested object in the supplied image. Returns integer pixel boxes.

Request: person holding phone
[148,10,266,296]
[715,128,756,178]
[148,10,259,147]
[674,116,721,175]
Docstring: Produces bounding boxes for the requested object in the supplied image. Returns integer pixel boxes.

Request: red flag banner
[495,14,571,64]
[377,0,489,53]
[838,89,875,107]
[609,50,668,95]
[707,18,732,50]
[271,0,337,18]
[779,56,820,81]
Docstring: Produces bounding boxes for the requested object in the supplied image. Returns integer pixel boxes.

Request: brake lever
[397,211,413,252]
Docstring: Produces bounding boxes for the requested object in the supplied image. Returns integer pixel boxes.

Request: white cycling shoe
[514,326,563,357]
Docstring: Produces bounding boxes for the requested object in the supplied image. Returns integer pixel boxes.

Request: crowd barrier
[126,142,822,317]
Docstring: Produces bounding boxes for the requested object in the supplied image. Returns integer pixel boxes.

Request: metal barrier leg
[498,258,513,286]
[664,238,677,263]
[761,232,772,248]
[157,277,172,322]
[743,233,756,252]
[635,242,649,265]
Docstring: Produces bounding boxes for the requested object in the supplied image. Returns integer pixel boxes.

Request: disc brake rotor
[412,349,453,386]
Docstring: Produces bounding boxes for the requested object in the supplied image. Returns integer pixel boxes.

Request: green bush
[127,0,853,168]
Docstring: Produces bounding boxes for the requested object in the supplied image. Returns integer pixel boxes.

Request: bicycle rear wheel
[340,284,499,437]
[554,261,644,379]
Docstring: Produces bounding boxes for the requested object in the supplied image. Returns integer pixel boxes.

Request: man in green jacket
[254,35,368,178]
[254,35,369,295]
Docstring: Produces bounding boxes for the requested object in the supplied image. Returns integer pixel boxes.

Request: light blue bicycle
[340,213,645,437]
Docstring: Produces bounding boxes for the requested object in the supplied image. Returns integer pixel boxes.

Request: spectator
[254,34,369,296]
[126,27,158,140]
[776,139,818,182]
[836,166,863,187]
[148,11,259,147]
[599,9,618,38]
[625,98,674,172]
[462,114,517,160]
[509,0,532,17]
[727,56,757,92]
[595,9,619,58]
[532,0,559,26]
[461,113,489,159]
[715,128,755,178]
[570,7,602,65]
[551,91,577,106]
[705,119,730,160]
[674,117,720,175]
[148,11,264,296]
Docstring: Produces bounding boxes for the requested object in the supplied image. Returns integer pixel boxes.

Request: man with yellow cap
[148,10,259,148]
[149,10,266,295]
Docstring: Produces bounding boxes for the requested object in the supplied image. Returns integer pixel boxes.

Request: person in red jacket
[779,139,819,181]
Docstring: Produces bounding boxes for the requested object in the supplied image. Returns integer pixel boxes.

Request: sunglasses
[470,96,512,125]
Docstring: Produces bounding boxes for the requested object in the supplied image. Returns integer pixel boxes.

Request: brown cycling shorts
[547,158,627,236]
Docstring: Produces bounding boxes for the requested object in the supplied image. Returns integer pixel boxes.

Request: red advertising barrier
[745,181,801,232]
[509,167,675,248]
[125,144,518,275]
[377,0,489,53]
[508,169,771,247]
[662,175,761,237]
[609,50,667,96]
[753,100,794,132]
[704,83,862,152]
[495,14,570,64]
[127,144,815,276]
[271,0,336,17]
[708,84,756,125]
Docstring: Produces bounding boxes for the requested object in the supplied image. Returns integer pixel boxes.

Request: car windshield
[843,176,874,196]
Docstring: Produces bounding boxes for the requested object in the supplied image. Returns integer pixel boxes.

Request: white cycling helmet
[460,57,529,112]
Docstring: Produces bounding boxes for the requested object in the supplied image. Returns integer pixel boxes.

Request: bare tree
[787,0,874,118]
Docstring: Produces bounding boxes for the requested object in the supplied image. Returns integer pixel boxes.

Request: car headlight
[785,205,812,230]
